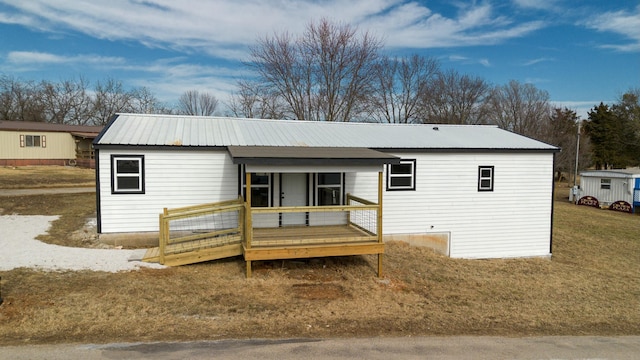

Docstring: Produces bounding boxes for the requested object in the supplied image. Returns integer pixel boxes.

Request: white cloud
[0,0,547,59]
[447,54,490,67]
[522,57,554,66]
[6,51,125,65]
[582,5,640,52]
[479,58,490,67]
[512,0,560,11]
[551,100,607,120]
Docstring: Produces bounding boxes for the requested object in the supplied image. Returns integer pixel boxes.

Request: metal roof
[228,146,400,166]
[0,120,103,134]
[581,169,640,178]
[94,113,560,152]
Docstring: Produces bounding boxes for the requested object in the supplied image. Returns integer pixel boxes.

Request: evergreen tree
[584,103,631,169]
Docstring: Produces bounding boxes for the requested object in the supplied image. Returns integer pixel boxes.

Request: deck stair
[142,197,245,266]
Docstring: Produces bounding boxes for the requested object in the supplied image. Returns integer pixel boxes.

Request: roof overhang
[70,132,100,139]
[228,146,400,173]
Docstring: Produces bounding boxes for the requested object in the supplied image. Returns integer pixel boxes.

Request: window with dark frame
[387,159,416,191]
[240,165,271,207]
[600,178,611,190]
[478,166,494,192]
[111,155,144,194]
[316,172,343,206]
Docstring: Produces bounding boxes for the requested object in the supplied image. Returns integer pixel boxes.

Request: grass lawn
[0,167,639,344]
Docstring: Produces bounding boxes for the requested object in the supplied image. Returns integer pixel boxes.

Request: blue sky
[0,0,638,120]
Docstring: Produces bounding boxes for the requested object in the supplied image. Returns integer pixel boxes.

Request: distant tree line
[2,18,638,173]
[0,75,220,125]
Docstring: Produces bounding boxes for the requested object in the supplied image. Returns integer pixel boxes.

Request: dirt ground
[0,168,639,345]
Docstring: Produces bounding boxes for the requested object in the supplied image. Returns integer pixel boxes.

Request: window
[316,173,343,206]
[387,159,416,191]
[111,155,144,194]
[240,166,271,207]
[20,134,45,148]
[600,178,611,190]
[478,166,494,192]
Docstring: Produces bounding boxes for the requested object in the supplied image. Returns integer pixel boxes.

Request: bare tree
[131,87,173,114]
[228,80,286,119]
[423,69,489,124]
[0,75,46,122]
[248,18,382,121]
[40,77,92,125]
[370,54,439,123]
[178,90,219,116]
[542,107,587,181]
[486,80,551,138]
[90,78,136,125]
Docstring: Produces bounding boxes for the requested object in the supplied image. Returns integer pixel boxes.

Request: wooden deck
[244,224,383,277]
[143,174,385,278]
[143,223,384,275]
[251,224,376,247]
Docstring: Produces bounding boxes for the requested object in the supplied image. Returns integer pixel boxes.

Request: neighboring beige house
[0,120,103,168]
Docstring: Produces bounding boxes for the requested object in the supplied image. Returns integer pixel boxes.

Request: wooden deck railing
[75,149,95,159]
[247,194,379,249]
[158,196,245,264]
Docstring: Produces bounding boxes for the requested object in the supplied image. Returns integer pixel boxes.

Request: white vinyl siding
[98,149,238,233]
[349,152,554,259]
[580,175,635,206]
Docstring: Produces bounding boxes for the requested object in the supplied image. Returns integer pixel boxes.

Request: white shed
[93,114,559,262]
[577,169,640,213]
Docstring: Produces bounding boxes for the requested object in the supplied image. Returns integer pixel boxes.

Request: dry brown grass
[0,172,639,345]
[0,166,95,189]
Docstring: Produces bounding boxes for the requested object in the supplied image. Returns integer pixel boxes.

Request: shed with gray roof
[94,113,559,260]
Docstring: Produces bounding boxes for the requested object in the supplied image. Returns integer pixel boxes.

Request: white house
[577,169,640,213]
[93,113,559,262]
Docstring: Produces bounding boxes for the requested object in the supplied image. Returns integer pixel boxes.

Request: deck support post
[377,171,383,278]
[159,208,168,265]
[245,171,252,278]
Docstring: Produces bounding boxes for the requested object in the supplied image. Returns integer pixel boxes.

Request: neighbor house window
[111,155,144,194]
[387,159,416,191]
[478,166,494,192]
[20,134,45,148]
[600,178,611,190]
[316,173,343,206]
[240,165,271,207]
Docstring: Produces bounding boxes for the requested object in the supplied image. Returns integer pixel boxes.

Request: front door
[280,173,307,226]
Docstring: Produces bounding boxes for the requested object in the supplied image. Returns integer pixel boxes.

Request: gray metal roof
[581,169,640,178]
[228,146,400,166]
[94,113,559,152]
[0,120,103,134]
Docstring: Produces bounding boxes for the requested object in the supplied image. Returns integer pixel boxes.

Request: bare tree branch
[178,90,219,116]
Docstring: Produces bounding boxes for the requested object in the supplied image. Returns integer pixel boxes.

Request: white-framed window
[111,155,144,194]
[387,159,416,191]
[478,166,494,192]
[316,173,343,206]
[20,134,46,148]
[600,178,611,190]
[240,165,271,207]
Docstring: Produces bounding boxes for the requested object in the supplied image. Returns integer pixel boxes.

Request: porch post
[377,171,383,277]
[245,171,252,278]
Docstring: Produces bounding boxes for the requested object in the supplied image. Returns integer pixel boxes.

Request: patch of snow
[0,215,165,272]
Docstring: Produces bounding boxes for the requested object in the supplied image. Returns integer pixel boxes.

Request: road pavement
[1,336,639,360]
